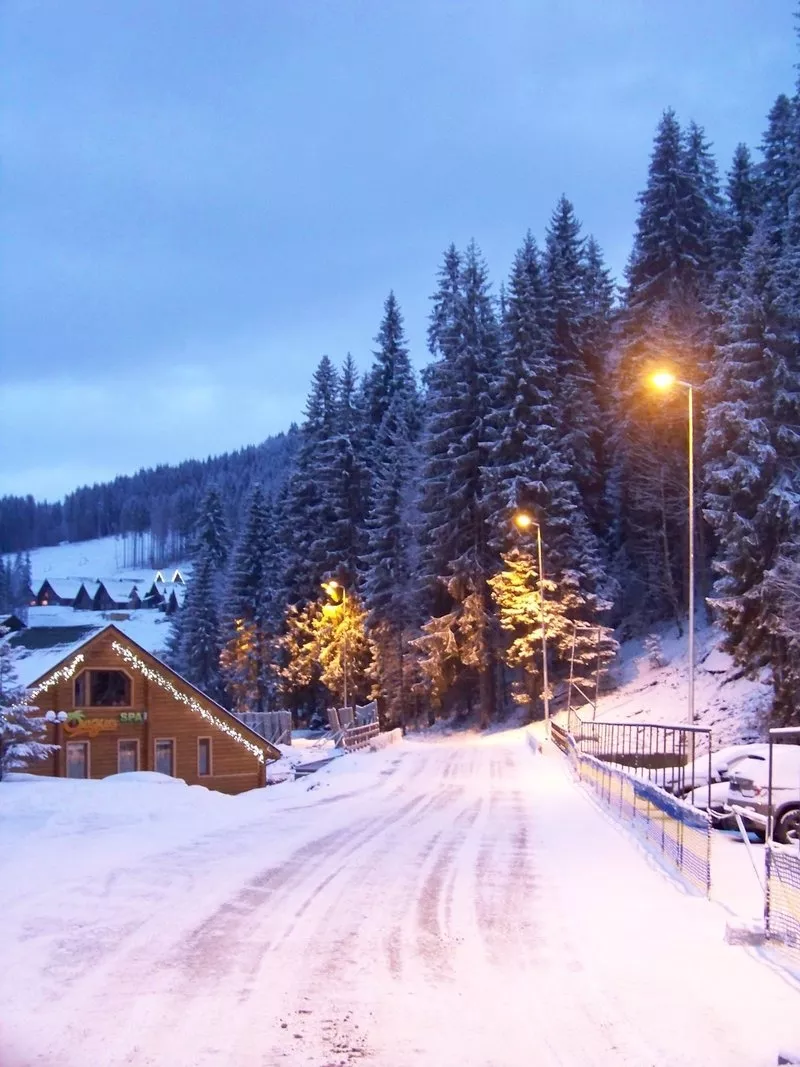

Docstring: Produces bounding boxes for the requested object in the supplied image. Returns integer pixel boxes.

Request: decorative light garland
[111,640,269,764]
[28,654,86,701]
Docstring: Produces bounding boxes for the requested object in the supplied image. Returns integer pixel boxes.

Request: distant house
[165,589,179,615]
[142,582,165,609]
[72,583,98,611]
[34,579,82,607]
[1,613,27,633]
[92,582,120,612]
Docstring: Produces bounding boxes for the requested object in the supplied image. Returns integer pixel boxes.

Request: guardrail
[552,721,712,896]
[575,719,712,797]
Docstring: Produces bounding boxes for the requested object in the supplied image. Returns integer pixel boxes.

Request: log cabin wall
[28,627,272,795]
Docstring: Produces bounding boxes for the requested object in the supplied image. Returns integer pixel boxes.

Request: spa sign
[63,711,148,737]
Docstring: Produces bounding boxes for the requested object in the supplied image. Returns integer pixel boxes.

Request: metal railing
[574,719,712,798]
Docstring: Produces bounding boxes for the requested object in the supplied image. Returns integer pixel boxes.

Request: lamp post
[513,511,550,737]
[650,370,695,725]
[322,580,348,710]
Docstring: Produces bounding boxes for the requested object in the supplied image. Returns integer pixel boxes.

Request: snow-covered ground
[1,730,798,1067]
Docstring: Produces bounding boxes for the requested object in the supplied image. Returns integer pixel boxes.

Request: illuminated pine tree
[408,610,460,720]
[316,588,375,709]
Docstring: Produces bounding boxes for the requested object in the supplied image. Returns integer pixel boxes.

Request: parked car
[664,743,770,797]
[683,780,735,825]
[725,745,800,845]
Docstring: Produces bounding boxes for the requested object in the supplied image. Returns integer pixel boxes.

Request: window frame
[117,738,140,774]
[154,738,176,777]
[74,668,133,710]
[197,737,212,777]
[65,740,90,779]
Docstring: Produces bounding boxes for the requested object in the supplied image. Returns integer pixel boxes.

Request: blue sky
[1,1,796,501]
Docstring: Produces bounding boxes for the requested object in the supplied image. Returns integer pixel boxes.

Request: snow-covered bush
[644,632,669,669]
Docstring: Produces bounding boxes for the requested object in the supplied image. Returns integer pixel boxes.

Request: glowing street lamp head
[513,511,533,530]
[651,370,677,391]
[321,580,340,595]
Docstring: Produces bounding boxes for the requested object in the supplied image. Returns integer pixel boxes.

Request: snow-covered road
[2,732,799,1066]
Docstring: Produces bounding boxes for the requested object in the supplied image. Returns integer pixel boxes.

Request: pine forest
[5,61,800,732]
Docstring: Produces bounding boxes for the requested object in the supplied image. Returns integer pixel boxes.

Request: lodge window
[155,739,175,777]
[197,738,212,777]
[75,670,131,708]
[66,741,89,779]
[118,739,139,774]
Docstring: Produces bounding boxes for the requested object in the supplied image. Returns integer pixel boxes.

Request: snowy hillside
[566,618,772,749]
[19,534,191,586]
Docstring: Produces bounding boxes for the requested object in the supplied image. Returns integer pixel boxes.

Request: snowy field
[2,730,799,1067]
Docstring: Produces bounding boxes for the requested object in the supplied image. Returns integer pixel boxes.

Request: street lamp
[321,580,348,710]
[513,511,550,737]
[650,369,695,725]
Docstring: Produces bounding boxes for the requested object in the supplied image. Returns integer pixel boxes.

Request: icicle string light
[28,654,86,701]
[111,640,268,763]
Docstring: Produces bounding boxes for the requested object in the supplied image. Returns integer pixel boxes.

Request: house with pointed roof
[35,579,83,607]
[73,582,101,611]
[23,625,280,793]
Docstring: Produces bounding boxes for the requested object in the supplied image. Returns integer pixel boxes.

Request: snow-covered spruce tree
[487,549,555,712]
[311,354,372,587]
[280,355,341,605]
[0,631,56,778]
[315,588,375,709]
[481,230,616,706]
[703,219,800,724]
[718,143,761,289]
[192,487,230,572]
[482,232,553,554]
[361,294,420,728]
[611,109,718,625]
[543,198,606,532]
[165,487,230,693]
[361,392,420,728]
[221,485,281,714]
[362,291,421,450]
[175,551,224,703]
[759,94,797,245]
[408,609,460,724]
[417,242,500,727]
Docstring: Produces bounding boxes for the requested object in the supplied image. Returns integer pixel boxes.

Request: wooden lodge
[33,574,179,613]
[25,625,280,794]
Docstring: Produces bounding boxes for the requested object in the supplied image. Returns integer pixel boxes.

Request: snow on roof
[37,579,86,600]
[99,579,140,600]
